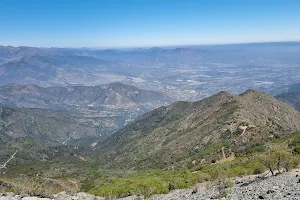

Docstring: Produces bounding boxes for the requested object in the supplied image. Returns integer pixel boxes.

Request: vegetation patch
[1,132,299,198]
[76,132,300,198]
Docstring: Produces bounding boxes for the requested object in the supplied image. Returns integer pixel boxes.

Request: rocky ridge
[97,89,300,168]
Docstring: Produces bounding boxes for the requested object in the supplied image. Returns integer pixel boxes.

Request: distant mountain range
[270,82,300,96]
[2,44,300,101]
[96,89,300,169]
[0,82,172,110]
[0,83,173,135]
[0,46,116,86]
[276,91,300,111]
[0,45,207,87]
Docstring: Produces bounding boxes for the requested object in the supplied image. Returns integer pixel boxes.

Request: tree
[259,152,276,175]
[211,166,230,196]
[259,143,294,175]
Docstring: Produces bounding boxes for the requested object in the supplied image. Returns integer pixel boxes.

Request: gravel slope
[146,169,300,200]
[1,169,299,200]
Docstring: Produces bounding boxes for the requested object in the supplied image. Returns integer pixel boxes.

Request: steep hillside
[97,89,300,169]
[0,106,99,146]
[0,105,101,164]
[276,92,300,111]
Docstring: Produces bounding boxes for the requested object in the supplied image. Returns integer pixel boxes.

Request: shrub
[293,144,300,154]
[80,179,94,192]
[197,172,211,183]
[253,167,265,175]
[228,166,247,177]
[83,170,201,198]
[245,142,266,154]
[226,181,234,188]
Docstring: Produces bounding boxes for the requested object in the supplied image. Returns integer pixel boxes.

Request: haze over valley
[1,43,300,101]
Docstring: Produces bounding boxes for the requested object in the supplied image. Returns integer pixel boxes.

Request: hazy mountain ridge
[0,45,120,86]
[2,44,300,101]
[0,83,173,136]
[0,82,172,109]
[77,47,207,65]
[96,89,300,169]
[276,91,300,111]
[270,82,300,96]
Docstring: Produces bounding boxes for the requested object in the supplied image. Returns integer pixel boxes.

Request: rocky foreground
[147,169,300,200]
[1,169,299,200]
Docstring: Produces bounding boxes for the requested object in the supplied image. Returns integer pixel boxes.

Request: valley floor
[1,169,299,200]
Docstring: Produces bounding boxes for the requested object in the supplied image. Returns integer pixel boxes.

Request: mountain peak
[240,88,267,96]
[97,89,300,168]
[215,90,232,97]
[106,82,125,87]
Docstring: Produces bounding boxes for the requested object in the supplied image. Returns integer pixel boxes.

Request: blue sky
[0,0,300,48]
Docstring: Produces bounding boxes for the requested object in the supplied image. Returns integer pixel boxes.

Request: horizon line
[1,40,300,50]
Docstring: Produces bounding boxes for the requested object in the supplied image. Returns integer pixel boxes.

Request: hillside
[0,106,99,145]
[0,105,101,164]
[0,90,299,199]
[0,83,173,135]
[0,83,171,109]
[276,91,300,111]
[97,89,300,169]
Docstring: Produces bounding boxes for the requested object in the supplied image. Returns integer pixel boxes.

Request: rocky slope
[276,91,300,111]
[147,169,300,200]
[97,89,300,168]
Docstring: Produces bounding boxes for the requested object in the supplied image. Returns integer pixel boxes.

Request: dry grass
[0,177,77,197]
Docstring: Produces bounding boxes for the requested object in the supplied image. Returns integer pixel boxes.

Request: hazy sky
[1,0,300,48]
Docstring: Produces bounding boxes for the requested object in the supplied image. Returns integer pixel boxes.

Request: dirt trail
[239,126,247,136]
[0,150,18,169]
[216,152,235,164]
[69,180,79,192]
